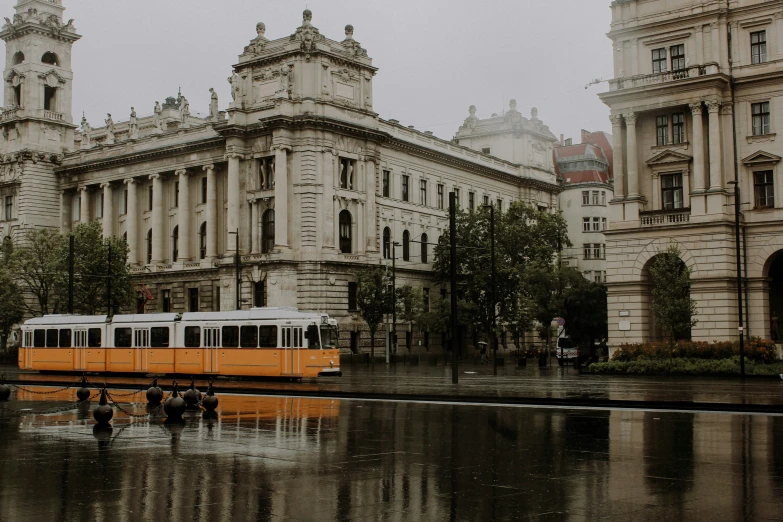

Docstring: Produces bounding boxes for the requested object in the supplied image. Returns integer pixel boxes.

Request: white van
[555,336,578,365]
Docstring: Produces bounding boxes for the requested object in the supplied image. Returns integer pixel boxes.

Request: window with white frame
[468,192,475,210]
[661,173,684,210]
[591,191,600,205]
[672,113,685,144]
[420,179,427,205]
[601,191,606,205]
[437,184,444,209]
[670,44,685,72]
[382,170,390,198]
[752,102,771,136]
[402,175,409,202]
[582,191,589,205]
[97,192,104,219]
[592,217,600,232]
[582,218,590,232]
[652,48,667,73]
[751,30,767,65]
[656,116,669,146]
[602,218,607,231]
[754,170,774,208]
[4,195,12,221]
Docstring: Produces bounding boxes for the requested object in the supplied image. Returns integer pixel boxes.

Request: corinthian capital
[609,114,623,127]
[705,100,721,113]
[625,112,638,124]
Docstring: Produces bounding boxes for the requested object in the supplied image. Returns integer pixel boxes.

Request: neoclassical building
[0,1,560,352]
[602,0,783,347]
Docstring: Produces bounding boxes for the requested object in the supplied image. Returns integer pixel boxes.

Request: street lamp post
[449,192,458,384]
[728,181,746,379]
[392,241,400,362]
[488,204,497,377]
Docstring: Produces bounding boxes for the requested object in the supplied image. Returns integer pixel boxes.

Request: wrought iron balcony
[608,63,720,92]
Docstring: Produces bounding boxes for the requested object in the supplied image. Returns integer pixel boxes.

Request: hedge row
[589,357,783,376]
[611,338,778,364]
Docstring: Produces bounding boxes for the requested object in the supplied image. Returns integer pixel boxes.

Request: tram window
[184,326,200,348]
[34,329,45,347]
[307,325,320,349]
[46,329,58,347]
[58,329,72,348]
[88,328,102,348]
[259,326,277,347]
[222,326,239,348]
[151,327,170,347]
[115,328,132,348]
[240,326,258,348]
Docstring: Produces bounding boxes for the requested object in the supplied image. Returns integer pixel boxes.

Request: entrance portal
[768,253,783,342]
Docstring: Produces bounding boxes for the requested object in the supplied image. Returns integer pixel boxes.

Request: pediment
[646,150,692,166]
[37,69,67,85]
[742,150,782,166]
[4,68,23,83]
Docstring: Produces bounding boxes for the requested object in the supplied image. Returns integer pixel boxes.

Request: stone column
[689,102,706,191]
[101,183,113,237]
[610,115,625,199]
[225,153,241,253]
[631,39,639,75]
[625,112,640,198]
[176,169,191,261]
[125,178,138,265]
[365,158,377,252]
[652,173,661,210]
[251,200,260,254]
[694,25,704,65]
[776,12,783,59]
[204,164,218,259]
[79,186,90,223]
[274,146,289,249]
[706,101,722,190]
[149,173,164,264]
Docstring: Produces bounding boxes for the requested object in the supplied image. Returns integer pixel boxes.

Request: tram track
[5,376,783,415]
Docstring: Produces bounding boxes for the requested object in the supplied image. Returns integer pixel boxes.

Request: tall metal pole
[449,192,459,384]
[392,242,397,360]
[68,235,74,314]
[489,205,497,377]
[235,228,240,310]
[731,182,746,379]
[107,243,112,317]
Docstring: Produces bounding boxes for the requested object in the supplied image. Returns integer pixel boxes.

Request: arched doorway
[642,250,694,342]
[767,252,783,342]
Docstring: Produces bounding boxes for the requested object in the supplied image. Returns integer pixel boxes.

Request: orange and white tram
[19,308,341,379]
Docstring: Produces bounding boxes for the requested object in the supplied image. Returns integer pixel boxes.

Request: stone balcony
[639,207,691,226]
[607,63,720,92]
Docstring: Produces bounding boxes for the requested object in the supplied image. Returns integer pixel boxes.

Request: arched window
[146,229,152,265]
[339,210,352,254]
[383,227,391,260]
[421,233,428,264]
[262,209,275,254]
[12,52,24,65]
[402,230,410,261]
[41,52,59,66]
[199,222,207,259]
[172,226,179,262]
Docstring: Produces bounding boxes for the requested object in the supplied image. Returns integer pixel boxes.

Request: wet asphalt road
[1,385,782,521]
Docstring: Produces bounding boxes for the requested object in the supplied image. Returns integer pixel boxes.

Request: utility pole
[392,241,398,360]
[107,244,112,317]
[730,181,746,379]
[68,235,74,314]
[489,204,497,377]
[449,192,459,384]
[230,228,240,310]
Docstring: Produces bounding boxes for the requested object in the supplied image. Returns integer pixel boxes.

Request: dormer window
[41,52,59,66]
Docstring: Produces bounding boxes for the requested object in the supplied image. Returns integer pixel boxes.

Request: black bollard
[164,381,186,421]
[92,388,114,425]
[201,380,218,412]
[146,377,163,405]
[76,374,91,402]
[0,374,10,401]
[182,377,201,409]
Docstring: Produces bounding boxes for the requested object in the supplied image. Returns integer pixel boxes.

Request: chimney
[560,134,564,146]
[565,138,573,146]
[581,129,591,143]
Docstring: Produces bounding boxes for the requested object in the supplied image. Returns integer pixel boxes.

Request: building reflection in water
[0,388,782,520]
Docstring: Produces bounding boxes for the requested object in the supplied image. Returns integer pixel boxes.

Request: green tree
[417,293,451,350]
[649,245,698,346]
[0,264,24,351]
[356,267,391,360]
[67,222,134,315]
[561,278,608,353]
[397,285,424,352]
[9,228,66,316]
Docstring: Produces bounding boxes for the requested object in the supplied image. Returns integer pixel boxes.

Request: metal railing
[609,63,720,91]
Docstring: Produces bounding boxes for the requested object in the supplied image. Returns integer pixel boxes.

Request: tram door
[73,329,88,371]
[134,329,150,372]
[204,327,220,373]
[282,327,302,375]
[23,331,33,370]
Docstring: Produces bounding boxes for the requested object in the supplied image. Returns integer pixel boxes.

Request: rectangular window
[188,287,199,312]
[382,170,390,197]
[656,115,669,146]
[4,196,12,221]
[114,328,132,348]
[454,188,460,205]
[670,44,685,72]
[496,199,502,211]
[240,325,259,348]
[652,47,667,73]
[593,244,603,260]
[201,177,208,204]
[481,147,491,154]
[582,191,589,206]
[483,195,489,206]
[151,327,170,347]
[583,244,592,260]
[259,326,277,348]
[661,173,684,210]
[348,282,358,311]
[672,113,685,144]
[254,281,266,308]
[602,218,607,231]
[122,189,128,215]
[582,218,590,232]
[222,326,239,348]
[751,30,767,65]
[594,271,602,284]
[45,329,58,347]
[184,326,201,348]
[754,171,775,208]
[88,328,102,348]
[402,175,409,202]
[34,329,46,348]
[162,289,171,313]
[591,191,600,205]
[437,184,444,209]
[752,102,771,136]
[174,181,179,208]
[601,191,606,205]
[148,186,153,212]
[592,217,601,232]
[97,193,104,219]
[468,192,475,210]
[420,179,427,205]
[59,329,71,348]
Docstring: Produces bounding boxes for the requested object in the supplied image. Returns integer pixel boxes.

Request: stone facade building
[601,0,783,347]
[0,2,561,352]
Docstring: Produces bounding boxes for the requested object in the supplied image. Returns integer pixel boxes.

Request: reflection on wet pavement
[1,387,782,521]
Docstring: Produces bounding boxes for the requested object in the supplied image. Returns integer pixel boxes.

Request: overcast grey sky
[7,0,614,142]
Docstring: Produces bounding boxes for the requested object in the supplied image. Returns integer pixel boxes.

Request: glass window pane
[34,329,46,348]
[88,328,102,348]
[151,327,170,347]
[260,326,277,348]
[115,328,132,348]
[241,325,259,348]
[46,329,58,347]
[184,326,201,348]
[222,326,239,348]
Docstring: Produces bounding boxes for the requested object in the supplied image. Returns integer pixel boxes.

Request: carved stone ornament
[341,24,368,58]
[625,112,638,124]
[689,102,703,114]
[290,9,325,55]
[705,100,721,112]
[609,114,623,126]
[3,9,77,37]
[244,22,269,55]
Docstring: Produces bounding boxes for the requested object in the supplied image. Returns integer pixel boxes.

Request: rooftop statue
[80,114,92,148]
[104,114,115,145]
[129,107,139,139]
[153,101,162,131]
[341,24,368,58]
[209,88,219,122]
[228,72,241,102]
[179,96,190,124]
[291,9,323,53]
[244,22,268,55]
[462,105,479,130]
